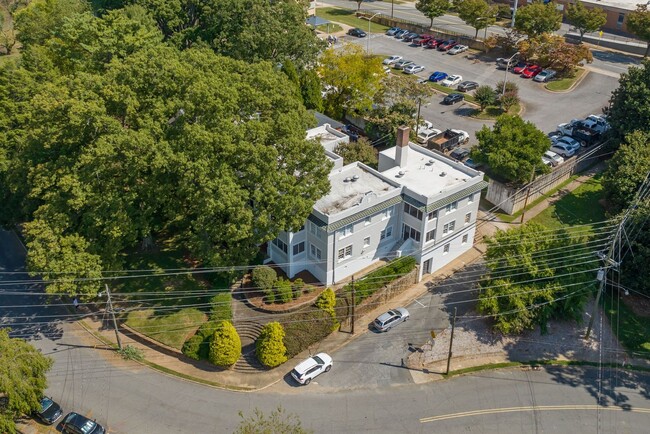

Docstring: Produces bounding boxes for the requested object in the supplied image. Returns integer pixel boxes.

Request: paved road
[3,230,650,433]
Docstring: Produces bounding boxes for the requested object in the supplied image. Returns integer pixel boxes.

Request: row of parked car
[496,58,557,82]
[546,114,610,159]
[386,27,469,55]
[35,397,106,433]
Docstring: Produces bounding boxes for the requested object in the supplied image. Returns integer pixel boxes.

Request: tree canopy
[334,137,378,168]
[619,201,650,297]
[472,115,550,184]
[0,7,332,295]
[627,4,650,58]
[513,0,562,38]
[606,59,650,142]
[456,0,497,39]
[565,0,606,42]
[0,329,53,434]
[602,131,650,214]
[517,33,592,76]
[477,223,595,334]
[415,0,451,28]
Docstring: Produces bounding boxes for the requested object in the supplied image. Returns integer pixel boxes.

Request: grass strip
[546,68,586,92]
[316,7,390,33]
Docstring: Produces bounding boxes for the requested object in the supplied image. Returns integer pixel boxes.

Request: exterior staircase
[233,321,267,373]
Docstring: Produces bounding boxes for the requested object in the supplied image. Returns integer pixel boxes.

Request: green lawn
[471,103,521,120]
[604,294,650,358]
[316,7,390,33]
[317,23,343,34]
[426,82,477,104]
[531,173,606,233]
[546,68,586,92]
[126,308,207,350]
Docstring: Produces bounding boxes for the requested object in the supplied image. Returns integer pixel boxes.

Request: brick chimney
[395,125,410,168]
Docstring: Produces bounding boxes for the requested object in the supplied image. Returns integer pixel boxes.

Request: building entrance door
[423,259,432,274]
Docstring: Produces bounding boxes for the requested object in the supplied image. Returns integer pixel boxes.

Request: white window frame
[465,212,471,224]
[338,245,353,262]
[468,193,475,204]
[339,223,354,239]
[445,201,458,214]
[382,206,393,220]
[293,241,305,256]
[363,236,371,248]
[462,234,469,245]
[443,221,456,235]
[364,217,372,226]
[402,223,421,242]
[427,210,437,221]
[309,221,323,239]
[309,243,322,260]
[443,243,450,254]
[426,229,436,243]
[380,225,393,240]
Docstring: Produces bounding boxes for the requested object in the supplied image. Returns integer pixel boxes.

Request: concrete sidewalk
[74,167,607,391]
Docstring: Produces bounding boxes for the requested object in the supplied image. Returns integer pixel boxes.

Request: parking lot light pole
[365,13,381,54]
[502,52,520,96]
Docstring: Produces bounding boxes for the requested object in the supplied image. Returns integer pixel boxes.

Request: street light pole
[511,0,519,29]
[365,13,381,54]
[502,52,520,96]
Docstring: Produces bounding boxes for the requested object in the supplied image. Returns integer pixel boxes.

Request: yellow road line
[420,405,650,423]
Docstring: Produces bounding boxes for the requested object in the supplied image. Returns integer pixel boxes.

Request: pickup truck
[556,119,601,147]
[427,129,467,152]
[582,115,609,134]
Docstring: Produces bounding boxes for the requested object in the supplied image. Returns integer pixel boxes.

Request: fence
[485,142,610,215]
[357,10,487,51]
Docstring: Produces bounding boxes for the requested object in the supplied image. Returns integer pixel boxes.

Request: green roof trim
[425,181,488,213]
[326,196,403,232]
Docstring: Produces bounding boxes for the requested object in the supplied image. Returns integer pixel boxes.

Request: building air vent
[352,175,360,182]
[425,159,434,166]
[439,171,447,177]
[344,177,351,182]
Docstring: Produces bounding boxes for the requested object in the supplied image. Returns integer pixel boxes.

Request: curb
[544,68,589,94]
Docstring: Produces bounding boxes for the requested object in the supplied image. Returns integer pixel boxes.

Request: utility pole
[351,276,356,334]
[446,307,457,375]
[415,98,422,136]
[519,167,536,224]
[104,284,123,350]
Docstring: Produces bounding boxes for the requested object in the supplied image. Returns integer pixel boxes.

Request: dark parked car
[428,71,448,82]
[437,40,457,51]
[34,397,63,425]
[385,27,402,36]
[402,32,420,42]
[347,28,367,38]
[62,413,105,434]
[450,148,471,161]
[443,93,465,105]
[394,29,409,38]
[457,81,479,92]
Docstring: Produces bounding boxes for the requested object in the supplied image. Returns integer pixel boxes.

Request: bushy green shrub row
[282,308,336,358]
[256,322,288,368]
[209,321,241,367]
[344,256,417,303]
[252,266,314,304]
[209,291,232,321]
[181,321,219,360]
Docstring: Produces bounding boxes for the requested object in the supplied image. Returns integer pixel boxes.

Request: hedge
[256,322,288,368]
[209,321,241,367]
[181,321,219,360]
[282,308,336,358]
[343,256,417,303]
[209,291,232,321]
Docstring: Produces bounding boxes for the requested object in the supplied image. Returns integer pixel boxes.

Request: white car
[555,136,581,151]
[416,128,442,144]
[290,353,332,385]
[383,55,403,65]
[544,150,564,166]
[419,120,434,130]
[550,143,577,158]
[382,65,391,74]
[448,45,468,55]
[440,74,462,87]
[403,64,425,74]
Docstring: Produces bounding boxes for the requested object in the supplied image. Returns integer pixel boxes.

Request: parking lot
[343,34,619,146]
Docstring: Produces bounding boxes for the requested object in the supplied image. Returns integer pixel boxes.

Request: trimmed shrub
[346,256,417,303]
[256,322,288,368]
[209,321,242,367]
[209,291,232,321]
[181,334,204,360]
[274,278,293,304]
[316,287,339,330]
[282,308,336,358]
[182,321,218,360]
[291,278,305,299]
[252,265,277,293]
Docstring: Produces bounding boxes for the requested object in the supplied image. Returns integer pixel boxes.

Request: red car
[521,64,543,78]
[424,38,444,49]
[437,40,457,51]
[512,62,529,74]
[412,34,433,45]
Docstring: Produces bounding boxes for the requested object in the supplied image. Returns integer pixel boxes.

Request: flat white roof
[306,124,347,153]
[314,163,399,215]
[380,144,474,198]
[581,0,639,11]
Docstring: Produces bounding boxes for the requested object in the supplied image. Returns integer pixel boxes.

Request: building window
[443,243,450,254]
[427,210,437,221]
[402,224,421,242]
[338,245,353,261]
[404,203,423,220]
[443,221,455,235]
[445,201,458,214]
[365,217,372,226]
[468,194,475,204]
[465,212,471,224]
[382,207,393,220]
[272,238,288,254]
[309,221,323,239]
[339,223,354,239]
[363,236,371,247]
[309,243,322,260]
[617,13,625,28]
[426,229,436,243]
[462,234,469,245]
[380,226,393,240]
[293,241,305,256]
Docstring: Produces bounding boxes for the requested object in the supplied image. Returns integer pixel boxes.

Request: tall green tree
[565,0,607,43]
[14,0,89,48]
[318,43,384,119]
[602,131,650,214]
[416,0,451,28]
[619,201,650,296]
[472,115,550,184]
[627,4,650,58]
[606,59,650,142]
[473,85,497,110]
[513,0,562,38]
[477,223,594,334]
[299,68,323,111]
[0,329,53,434]
[456,0,497,39]
[517,33,593,76]
[334,137,378,167]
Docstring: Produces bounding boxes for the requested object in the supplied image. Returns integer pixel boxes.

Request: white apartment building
[268,125,487,284]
